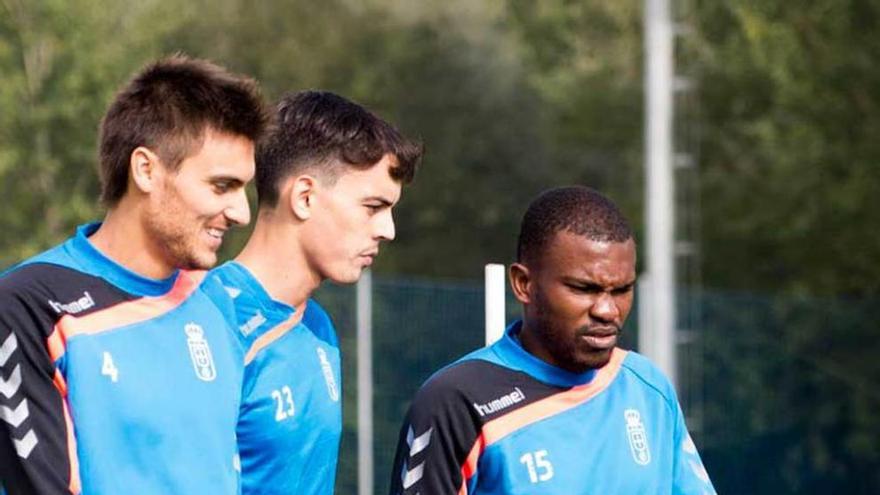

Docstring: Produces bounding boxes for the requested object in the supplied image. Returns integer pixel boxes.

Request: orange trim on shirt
[62,398,81,494]
[54,271,204,341]
[459,434,484,492]
[47,328,67,363]
[458,348,627,486]
[243,302,307,366]
[52,369,68,397]
[482,348,627,444]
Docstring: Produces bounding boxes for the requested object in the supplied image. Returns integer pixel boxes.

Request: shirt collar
[67,222,178,296]
[494,320,598,387]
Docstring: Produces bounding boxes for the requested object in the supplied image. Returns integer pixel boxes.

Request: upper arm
[671,403,716,495]
[0,292,77,495]
[388,374,481,495]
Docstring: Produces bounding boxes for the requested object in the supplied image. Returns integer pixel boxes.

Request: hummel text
[474,387,526,417]
[48,291,94,315]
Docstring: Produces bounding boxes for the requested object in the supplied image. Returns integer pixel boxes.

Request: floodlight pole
[356,269,373,495]
[641,0,677,386]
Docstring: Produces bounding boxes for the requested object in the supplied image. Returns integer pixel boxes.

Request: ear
[288,174,318,221]
[509,262,532,304]
[130,146,164,194]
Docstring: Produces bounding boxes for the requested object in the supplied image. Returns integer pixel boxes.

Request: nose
[224,189,252,227]
[376,210,396,241]
[590,292,620,324]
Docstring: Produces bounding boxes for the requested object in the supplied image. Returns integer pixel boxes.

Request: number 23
[271,386,295,421]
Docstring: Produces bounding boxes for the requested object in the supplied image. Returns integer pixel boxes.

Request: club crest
[185,323,216,382]
[624,408,651,466]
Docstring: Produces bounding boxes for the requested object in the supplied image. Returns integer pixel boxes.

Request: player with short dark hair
[99,55,268,206]
[0,55,268,494]
[389,186,716,494]
[208,90,422,495]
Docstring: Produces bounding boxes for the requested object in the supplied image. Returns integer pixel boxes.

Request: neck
[235,213,321,308]
[89,198,175,279]
[518,317,556,367]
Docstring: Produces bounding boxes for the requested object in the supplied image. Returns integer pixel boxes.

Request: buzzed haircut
[517,186,633,265]
[255,90,424,207]
[99,54,269,205]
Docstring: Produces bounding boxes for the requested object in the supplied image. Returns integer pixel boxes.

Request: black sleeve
[388,369,482,495]
[0,285,75,494]
[388,358,567,495]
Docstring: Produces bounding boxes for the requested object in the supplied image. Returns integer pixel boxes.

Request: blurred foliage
[694,0,880,296]
[2,0,879,493]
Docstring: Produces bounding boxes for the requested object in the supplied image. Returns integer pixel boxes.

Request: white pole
[356,269,373,495]
[643,0,677,385]
[637,274,654,358]
[484,264,506,346]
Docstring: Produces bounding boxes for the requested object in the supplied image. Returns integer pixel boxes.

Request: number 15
[520,449,554,483]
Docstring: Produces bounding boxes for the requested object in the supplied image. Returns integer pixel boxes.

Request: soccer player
[0,56,268,494]
[388,186,716,494]
[207,91,422,494]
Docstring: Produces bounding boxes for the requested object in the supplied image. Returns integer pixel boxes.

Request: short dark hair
[517,186,633,265]
[99,54,268,205]
[255,90,423,207]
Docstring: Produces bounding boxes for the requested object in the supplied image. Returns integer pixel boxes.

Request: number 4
[520,449,554,483]
[102,352,119,382]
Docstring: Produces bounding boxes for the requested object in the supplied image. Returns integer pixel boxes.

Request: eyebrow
[364,196,394,207]
[563,277,636,290]
[210,175,246,184]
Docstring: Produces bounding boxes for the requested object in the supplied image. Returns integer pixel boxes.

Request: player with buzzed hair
[0,55,268,494]
[208,90,422,495]
[389,186,716,494]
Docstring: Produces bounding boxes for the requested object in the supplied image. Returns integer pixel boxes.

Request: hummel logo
[13,429,38,459]
[407,426,433,457]
[401,426,433,489]
[0,333,18,367]
[1,398,30,428]
[473,387,525,417]
[316,347,339,402]
[48,291,94,315]
[0,364,22,399]
[239,311,266,337]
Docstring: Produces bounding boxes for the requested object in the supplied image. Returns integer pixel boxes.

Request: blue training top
[209,261,343,495]
[389,320,716,494]
[0,223,244,494]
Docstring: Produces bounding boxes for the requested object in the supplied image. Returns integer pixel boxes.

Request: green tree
[0,0,190,267]
[695,0,880,297]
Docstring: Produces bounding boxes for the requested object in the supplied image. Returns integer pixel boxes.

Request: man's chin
[176,251,218,272]
[327,268,364,285]
[572,349,614,371]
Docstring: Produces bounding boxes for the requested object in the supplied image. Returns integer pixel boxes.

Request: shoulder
[420,356,499,397]
[2,241,76,277]
[199,269,239,321]
[410,347,541,420]
[201,263,268,341]
[302,298,332,327]
[619,350,679,411]
[0,248,133,345]
[0,252,118,314]
[1,241,77,290]
[302,299,338,346]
